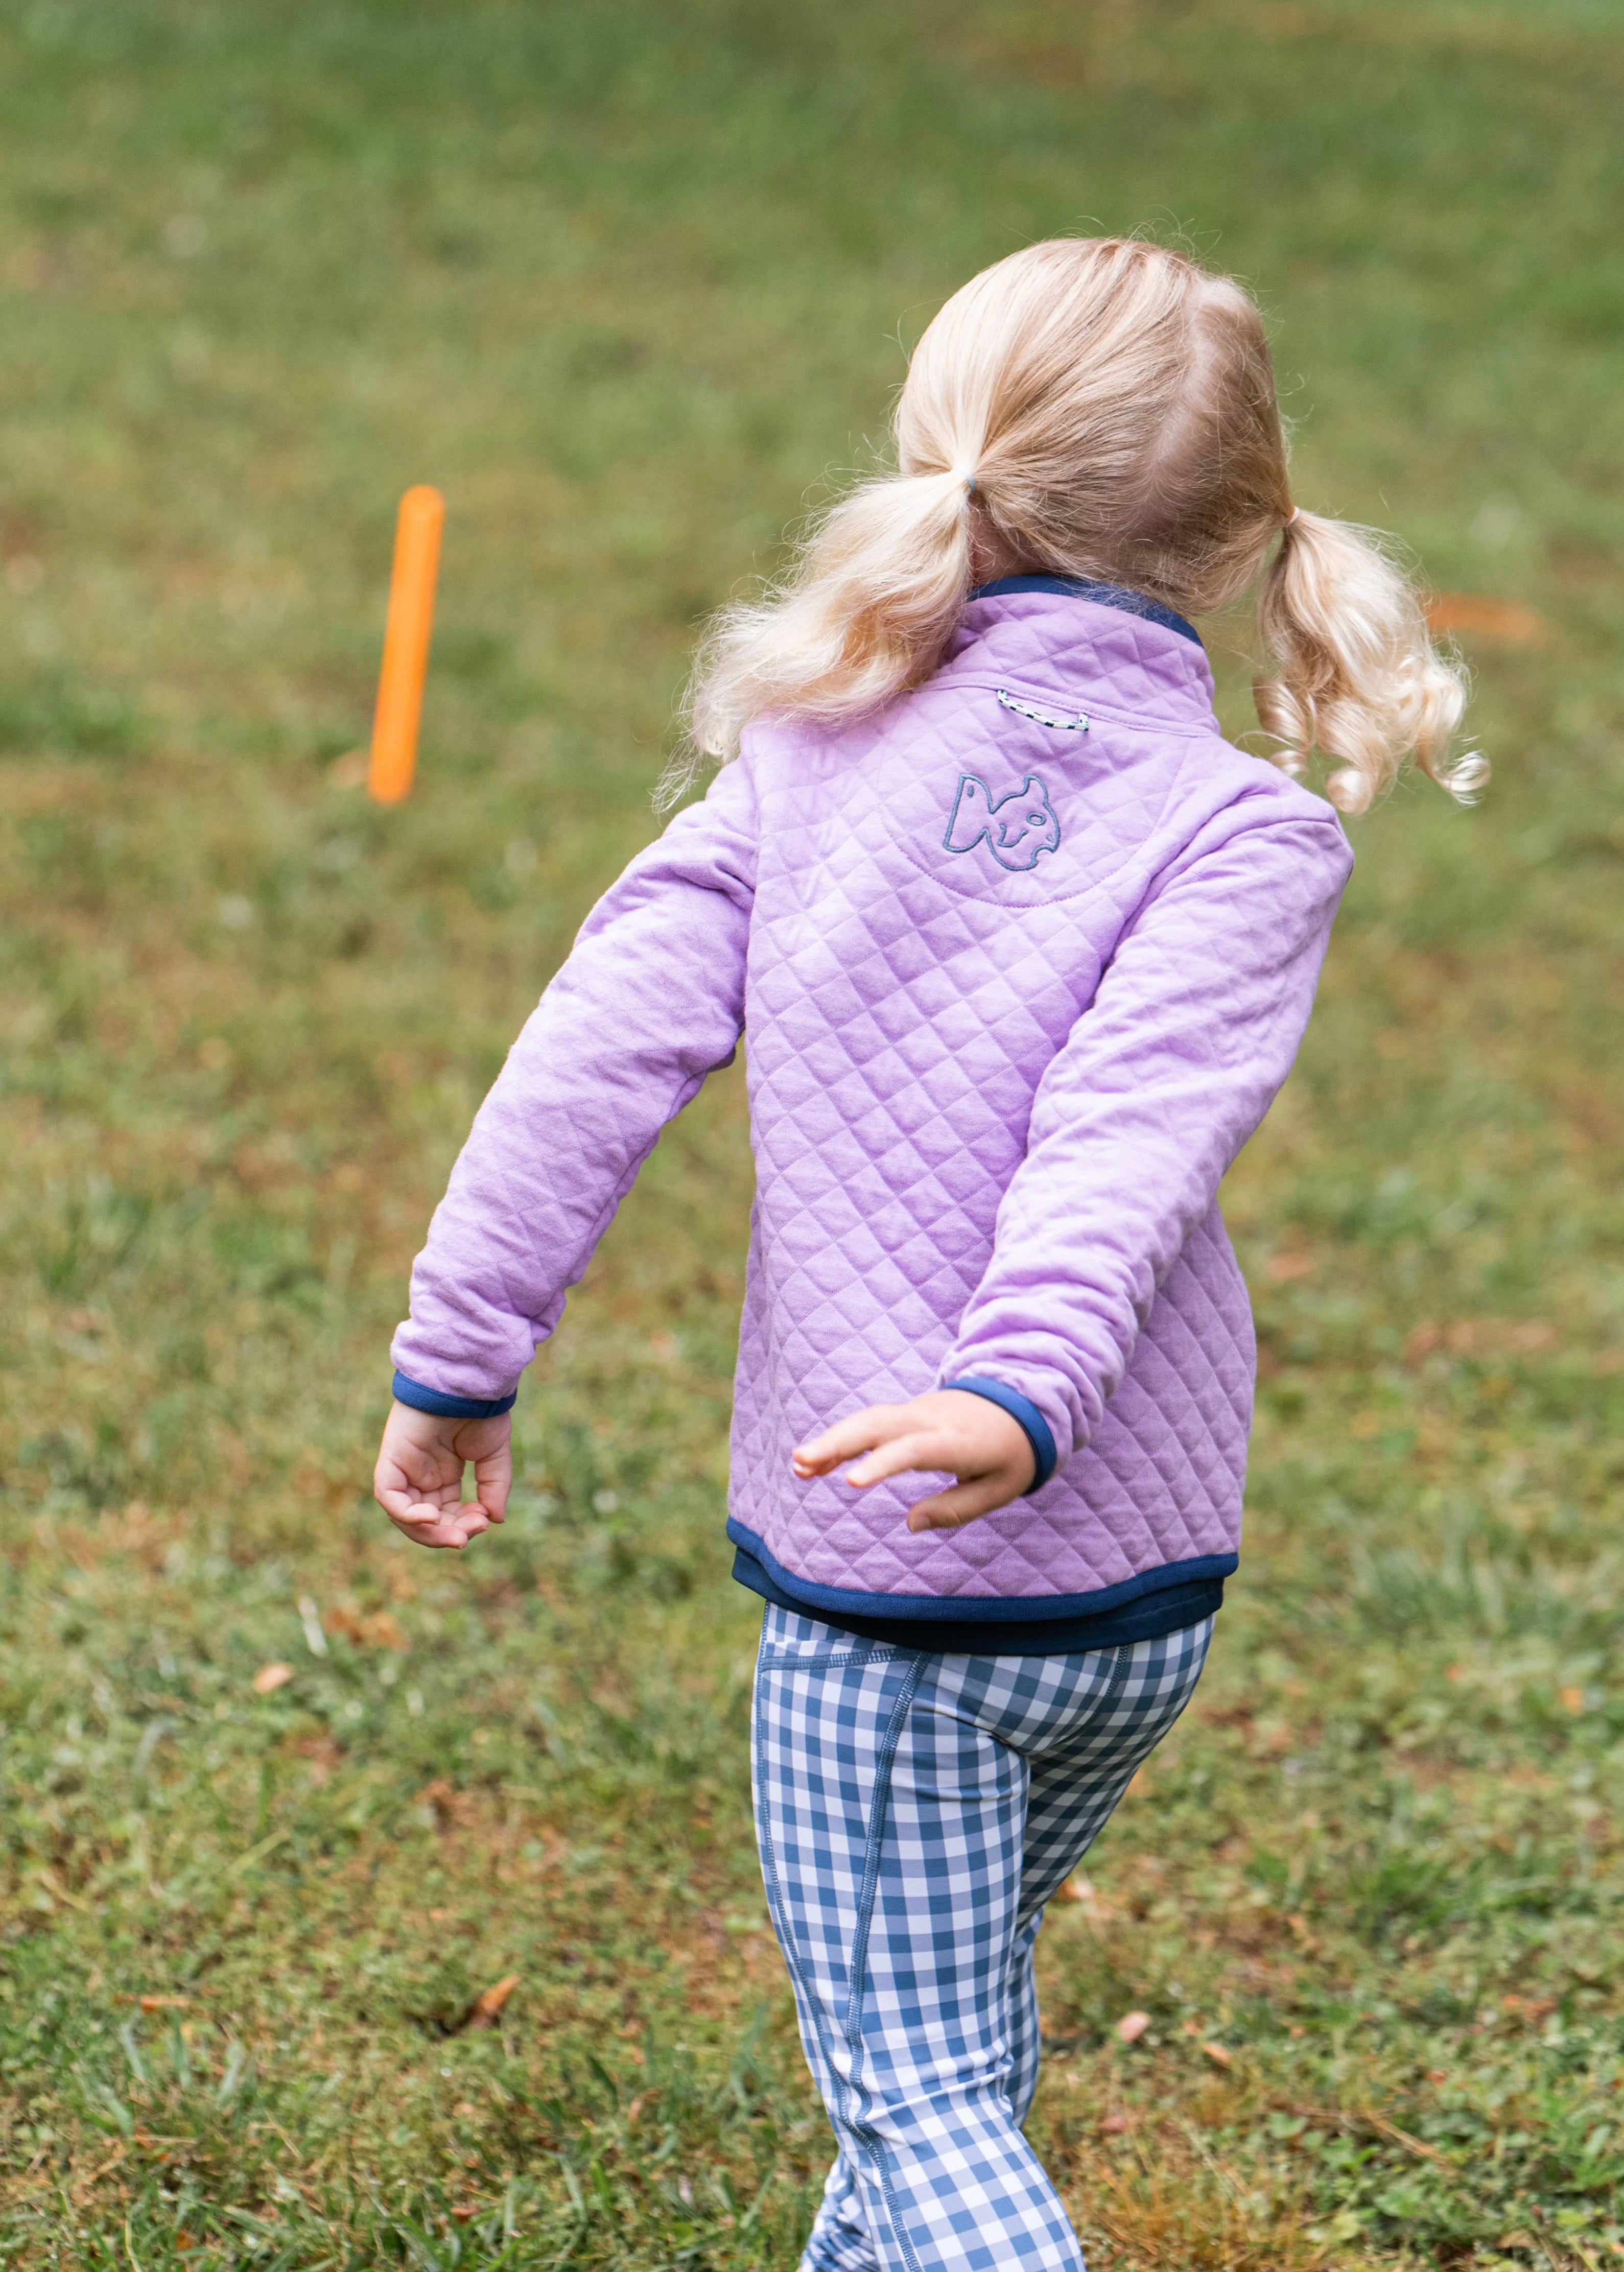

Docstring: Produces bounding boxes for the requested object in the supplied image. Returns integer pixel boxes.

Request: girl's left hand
[373,1400,511,1551]
[792,1389,1035,1533]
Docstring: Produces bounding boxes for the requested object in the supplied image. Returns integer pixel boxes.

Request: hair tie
[1284,506,1300,528]
[949,461,978,496]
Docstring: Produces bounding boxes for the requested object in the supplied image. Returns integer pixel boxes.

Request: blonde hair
[677,238,1483,815]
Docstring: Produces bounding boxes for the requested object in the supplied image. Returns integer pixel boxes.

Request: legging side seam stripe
[842,1653,928,2272]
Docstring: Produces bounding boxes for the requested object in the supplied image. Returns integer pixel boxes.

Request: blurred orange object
[368,485,445,804]
[1424,591,1544,645]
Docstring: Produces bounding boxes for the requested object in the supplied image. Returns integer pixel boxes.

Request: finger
[373,1453,409,1510]
[386,1508,463,1549]
[388,1505,490,1551]
[375,1479,430,1519]
[472,1446,511,1524]
[375,1479,461,1523]
[396,1456,462,1499]
[844,1432,961,1488]
[374,1454,459,1510]
[791,1406,910,1475]
[906,1473,1024,1534]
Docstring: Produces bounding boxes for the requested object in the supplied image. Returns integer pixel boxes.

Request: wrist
[940,1376,1056,1492]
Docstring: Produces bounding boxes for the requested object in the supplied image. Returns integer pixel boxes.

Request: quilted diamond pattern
[394,588,1353,1615]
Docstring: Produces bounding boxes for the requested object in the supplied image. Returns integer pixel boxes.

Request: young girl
[374,239,1478,2272]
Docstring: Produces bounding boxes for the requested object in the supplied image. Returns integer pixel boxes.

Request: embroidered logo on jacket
[943,774,1062,872]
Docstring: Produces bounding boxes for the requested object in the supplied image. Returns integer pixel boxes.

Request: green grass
[2,0,1624,2263]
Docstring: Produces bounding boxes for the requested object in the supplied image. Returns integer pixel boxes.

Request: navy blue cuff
[943,1376,1058,1492]
[391,1370,516,1421]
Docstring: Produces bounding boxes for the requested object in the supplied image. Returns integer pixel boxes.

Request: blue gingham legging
[752,1605,1213,2272]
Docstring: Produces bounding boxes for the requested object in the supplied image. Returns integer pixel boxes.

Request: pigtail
[665,463,977,804]
[1254,510,1485,815]
[666,240,1481,813]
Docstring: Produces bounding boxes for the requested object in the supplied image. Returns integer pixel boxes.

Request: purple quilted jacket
[392,579,1352,1627]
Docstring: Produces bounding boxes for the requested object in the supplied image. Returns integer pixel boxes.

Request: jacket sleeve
[389,759,758,1406]
[939,798,1353,1473]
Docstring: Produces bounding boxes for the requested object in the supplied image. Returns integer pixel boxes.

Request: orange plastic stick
[368,484,444,804]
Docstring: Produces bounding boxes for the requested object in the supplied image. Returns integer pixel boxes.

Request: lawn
[2,0,1623,2264]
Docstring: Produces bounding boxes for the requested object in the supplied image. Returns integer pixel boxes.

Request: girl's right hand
[791,1388,1036,1532]
[373,1401,511,1551]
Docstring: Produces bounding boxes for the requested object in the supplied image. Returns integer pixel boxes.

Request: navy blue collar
[969,574,1202,649]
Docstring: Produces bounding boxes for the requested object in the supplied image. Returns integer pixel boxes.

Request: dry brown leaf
[461,1973,521,2031]
[1116,2010,1150,2044]
[324,1603,409,1651]
[420,1778,470,1831]
[138,1994,188,2012]
[1561,1686,1585,1715]
[1407,1317,1555,1365]
[1203,2041,1233,2068]
[251,1662,294,1694]
[1264,1251,1314,1283]
[1425,593,1545,644]
[292,1732,344,1783]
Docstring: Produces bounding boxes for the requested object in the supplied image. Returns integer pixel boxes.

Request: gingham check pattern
[752,1606,1212,2272]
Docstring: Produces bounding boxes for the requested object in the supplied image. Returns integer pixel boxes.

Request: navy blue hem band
[969,574,1203,648]
[943,1376,1057,1492]
[726,1518,1237,1624]
[734,1543,1222,1656]
[391,1370,517,1420]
